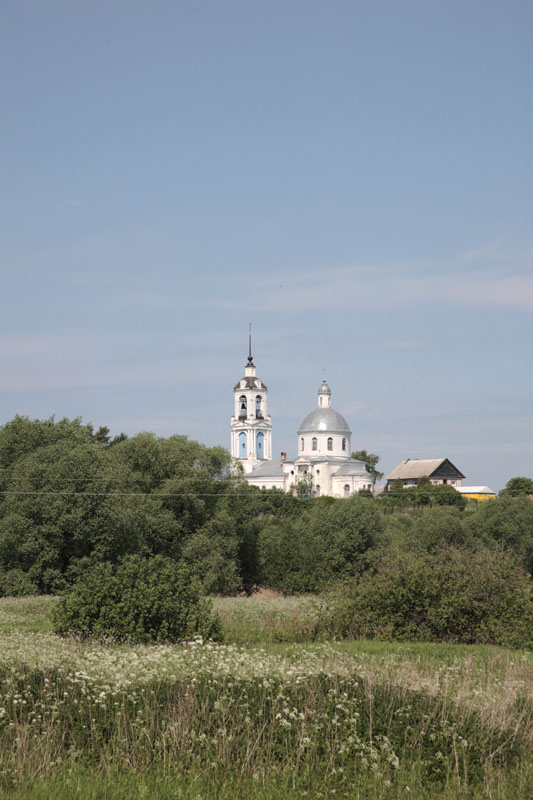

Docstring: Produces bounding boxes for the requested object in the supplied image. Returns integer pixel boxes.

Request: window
[315,485,321,496]
[327,437,333,451]
[300,437,304,451]
[238,432,247,458]
[319,397,323,406]
[316,469,320,475]
[256,432,265,459]
[342,437,346,451]
[312,437,317,451]
[255,395,262,417]
[239,395,247,417]
[344,484,350,497]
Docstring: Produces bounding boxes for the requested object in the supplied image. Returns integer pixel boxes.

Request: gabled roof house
[386,458,465,488]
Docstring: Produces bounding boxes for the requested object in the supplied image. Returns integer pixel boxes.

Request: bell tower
[230,324,272,473]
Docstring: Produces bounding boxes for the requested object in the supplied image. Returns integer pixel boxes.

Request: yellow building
[457,486,496,502]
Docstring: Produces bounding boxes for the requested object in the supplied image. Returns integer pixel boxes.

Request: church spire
[247,321,254,367]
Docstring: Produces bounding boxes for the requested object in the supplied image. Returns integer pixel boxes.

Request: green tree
[431,483,466,509]
[258,517,326,593]
[0,441,178,592]
[182,510,241,595]
[464,495,533,574]
[351,449,384,487]
[413,475,432,507]
[0,415,94,492]
[259,496,384,592]
[500,476,533,497]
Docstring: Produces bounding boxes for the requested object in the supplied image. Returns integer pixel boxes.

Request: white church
[230,336,372,497]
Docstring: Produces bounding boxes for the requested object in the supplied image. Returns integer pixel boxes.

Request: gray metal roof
[247,460,287,477]
[234,376,267,391]
[333,460,370,477]
[457,486,495,495]
[387,458,464,480]
[298,407,351,434]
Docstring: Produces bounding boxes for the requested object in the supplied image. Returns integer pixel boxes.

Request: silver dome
[318,381,331,395]
[298,407,351,434]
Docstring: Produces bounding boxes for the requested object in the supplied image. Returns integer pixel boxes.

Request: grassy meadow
[0,595,531,799]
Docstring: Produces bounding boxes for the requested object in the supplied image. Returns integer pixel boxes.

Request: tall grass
[214,594,324,643]
[0,596,531,799]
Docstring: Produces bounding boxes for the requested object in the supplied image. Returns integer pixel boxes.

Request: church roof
[333,460,370,477]
[298,407,351,435]
[247,460,287,477]
[234,376,267,391]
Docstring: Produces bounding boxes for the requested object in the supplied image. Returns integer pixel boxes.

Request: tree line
[0,415,532,608]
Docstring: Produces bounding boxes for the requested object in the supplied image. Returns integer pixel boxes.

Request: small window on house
[327,437,333,451]
[344,484,350,497]
[261,486,266,490]
[316,469,320,475]
[342,437,346,451]
[312,437,317,451]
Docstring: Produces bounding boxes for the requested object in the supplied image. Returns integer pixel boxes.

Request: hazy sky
[1,0,532,490]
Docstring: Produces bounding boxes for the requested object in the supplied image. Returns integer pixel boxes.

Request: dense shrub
[52,555,222,643]
[0,568,38,597]
[326,544,533,649]
[464,495,533,574]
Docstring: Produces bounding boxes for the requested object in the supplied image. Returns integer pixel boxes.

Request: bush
[52,555,223,643]
[326,545,533,649]
[0,568,38,597]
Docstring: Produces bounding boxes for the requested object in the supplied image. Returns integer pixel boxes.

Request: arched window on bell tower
[255,395,262,418]
[238,431,247,458]
[239,396,247,418]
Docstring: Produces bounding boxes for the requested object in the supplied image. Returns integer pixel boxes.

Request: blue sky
[1,0,532,490]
